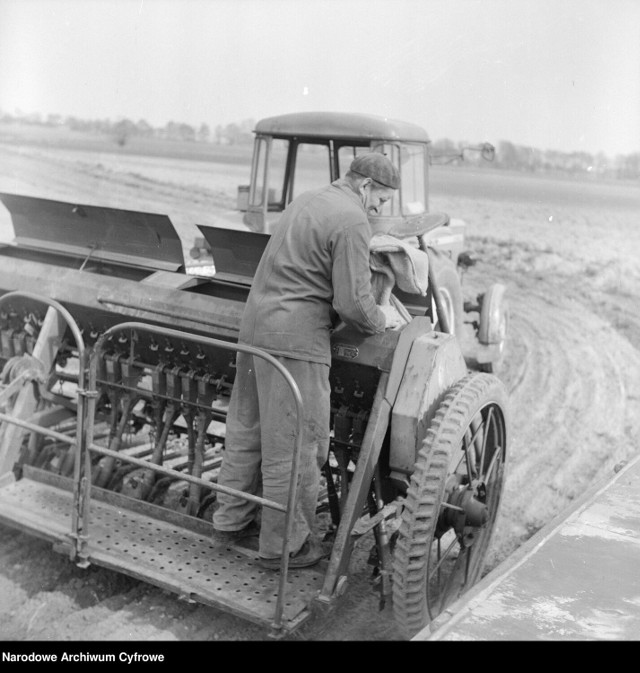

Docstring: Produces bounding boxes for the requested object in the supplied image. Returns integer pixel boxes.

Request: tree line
[430,138,640,181]
[2,110,639,181]
[0,111,255,148]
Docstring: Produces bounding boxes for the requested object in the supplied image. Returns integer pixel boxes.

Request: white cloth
[369,234,430,326]
[369,234,430,300]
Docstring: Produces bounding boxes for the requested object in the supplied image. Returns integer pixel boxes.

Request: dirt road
[0,142,639,641]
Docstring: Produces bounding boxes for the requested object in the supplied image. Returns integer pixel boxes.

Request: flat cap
[350,152,400,189]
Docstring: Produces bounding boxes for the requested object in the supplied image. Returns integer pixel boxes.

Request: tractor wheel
[392,372,508,639]
[478,283,509,374]
[430,251,464,336]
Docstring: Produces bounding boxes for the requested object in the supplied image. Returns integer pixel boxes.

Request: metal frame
[0,304,308,634]
[82,322,305,632]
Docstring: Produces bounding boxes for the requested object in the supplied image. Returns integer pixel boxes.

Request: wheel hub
[443,482,489,532]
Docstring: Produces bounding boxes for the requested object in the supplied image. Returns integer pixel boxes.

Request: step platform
[0,466,325,634]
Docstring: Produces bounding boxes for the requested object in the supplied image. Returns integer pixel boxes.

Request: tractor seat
[388,212,450,240]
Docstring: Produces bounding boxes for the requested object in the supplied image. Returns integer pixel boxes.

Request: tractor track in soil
[0,143,639,641]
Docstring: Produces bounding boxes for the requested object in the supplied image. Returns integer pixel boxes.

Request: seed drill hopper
[0,192,508,639]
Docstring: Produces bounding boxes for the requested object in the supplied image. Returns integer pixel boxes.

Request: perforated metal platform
[0,473,326,632]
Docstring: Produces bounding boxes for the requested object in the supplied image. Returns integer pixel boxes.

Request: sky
[0,0,639,156]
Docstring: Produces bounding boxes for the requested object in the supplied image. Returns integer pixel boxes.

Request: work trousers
[213,351,331,558]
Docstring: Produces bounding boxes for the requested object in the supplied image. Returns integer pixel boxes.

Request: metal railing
[0,299,306,634]
[84,322,305,633]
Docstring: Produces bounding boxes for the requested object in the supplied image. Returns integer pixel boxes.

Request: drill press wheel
[392,372,508,639]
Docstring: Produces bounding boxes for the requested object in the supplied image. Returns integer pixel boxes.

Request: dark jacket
[238,178,386,365]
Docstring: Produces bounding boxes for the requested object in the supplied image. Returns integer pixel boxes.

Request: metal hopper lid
[196,224,269,284]
[0,193,185,272]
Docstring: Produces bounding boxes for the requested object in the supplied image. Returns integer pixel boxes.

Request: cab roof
[254,112,430,143]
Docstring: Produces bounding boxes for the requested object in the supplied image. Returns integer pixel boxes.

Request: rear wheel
[392,372,508,639]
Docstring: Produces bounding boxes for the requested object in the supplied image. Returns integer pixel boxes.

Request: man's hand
[379,304,404,330]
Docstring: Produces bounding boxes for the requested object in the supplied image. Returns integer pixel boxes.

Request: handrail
[86,321,305,634]
[0,291,89,545]
[86,444,287,512]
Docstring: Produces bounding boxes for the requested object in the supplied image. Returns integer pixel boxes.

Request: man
[212,152,402,569]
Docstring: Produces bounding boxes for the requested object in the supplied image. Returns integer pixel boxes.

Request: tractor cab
[240,111,431,235]
[193,111,465,267]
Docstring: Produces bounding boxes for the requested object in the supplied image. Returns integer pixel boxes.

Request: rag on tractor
[0,112,509,639]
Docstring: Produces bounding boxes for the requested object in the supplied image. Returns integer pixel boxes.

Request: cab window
[267,138,288,209]
[248,137,267,208]
[289,142,331,201]
[371,143,400,217]
[248,137,289,210]
[399,144,427,215]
